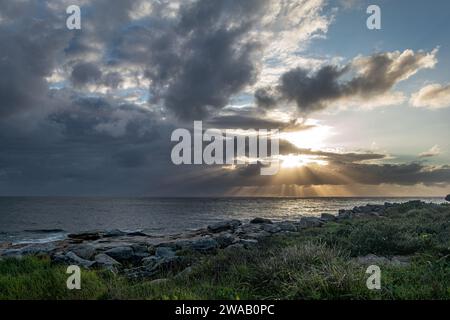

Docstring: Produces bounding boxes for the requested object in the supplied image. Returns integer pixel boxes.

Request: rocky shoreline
[0,201,443,279]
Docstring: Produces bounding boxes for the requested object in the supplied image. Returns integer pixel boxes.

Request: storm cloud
[256,49,437,113]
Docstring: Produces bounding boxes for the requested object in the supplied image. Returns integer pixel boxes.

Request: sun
[280,154,328,168]
[279,119,332,150]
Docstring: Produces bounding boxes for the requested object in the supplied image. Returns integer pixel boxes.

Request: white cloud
[419,145,441,158]
[410,83,450,109]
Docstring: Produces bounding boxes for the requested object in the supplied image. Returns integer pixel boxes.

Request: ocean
[0,197,444,244]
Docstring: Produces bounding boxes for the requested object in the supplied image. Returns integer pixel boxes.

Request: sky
[0,0,449,197]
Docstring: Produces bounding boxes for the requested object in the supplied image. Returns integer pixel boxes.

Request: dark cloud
[0,1,69,118]
[256,49,436,113]
[70,62,103,87]
[0,1,447,196]
[113,0,269,120]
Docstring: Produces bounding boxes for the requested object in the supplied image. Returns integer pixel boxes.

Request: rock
[277,222,298,232]
[354,254,390,265]
[207,220,241,233]
[355,254,412,267]
[1,249,23,258]
[250,217,272,224]
[124,265,158,279]
[244,231,271,239]
[0,242,12,249]
[224,243,245,252]
[131,244,151,259]
[69,244,96,260]
[390,255,412,267]
[68,231,101,241]
[141,256,161,267]
[298,217,324,229]
[238,239,258,248]
[445,194,450,202]
[126,231,149,237]
[214,233,235,248]
[64,251,95,268]
[126,256,188,279]
[155,247,176,258]
[17,243,58,256]
[94,253,121,269]
[189,238,219,253]
[104,246,134,262]
[320,213,337,222]
[262,224,282,233]
[150,278,168,285]
[103,229,126,238]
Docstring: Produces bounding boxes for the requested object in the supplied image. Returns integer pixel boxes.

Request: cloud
[256,49,438,113]
[419,145,441,158]
[70,62,103,87]
[410,83,450,109]
[0,1,70,118]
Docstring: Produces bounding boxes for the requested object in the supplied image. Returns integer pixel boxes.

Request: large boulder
[277,222,298,232]
[104,246,134,262]
[445,194,450,202]
[207,220,241,233]
[320,213,337,222]
[213,233,235,248]
[298,217,324,229]
[69,244,97,260]
[94,253,121,270]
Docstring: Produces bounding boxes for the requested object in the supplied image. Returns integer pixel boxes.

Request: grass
[1,202,450,300]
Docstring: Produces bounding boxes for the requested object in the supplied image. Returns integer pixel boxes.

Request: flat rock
[207,220,241,233]
[104,246,134,262]
[68,231,102,241]
[94,253,121,269]
[64,251,95,268]
[155,247,176,258]
[250,217,272,224]
[320,213,337,222]
[69,244,96,260]
[103,229,127,238]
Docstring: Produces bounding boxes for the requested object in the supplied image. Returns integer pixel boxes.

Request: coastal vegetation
[1,200,449,300]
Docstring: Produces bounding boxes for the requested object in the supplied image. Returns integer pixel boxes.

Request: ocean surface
[0,197,444,244]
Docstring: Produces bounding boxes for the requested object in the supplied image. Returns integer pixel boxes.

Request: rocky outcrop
[0,200,432,280]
